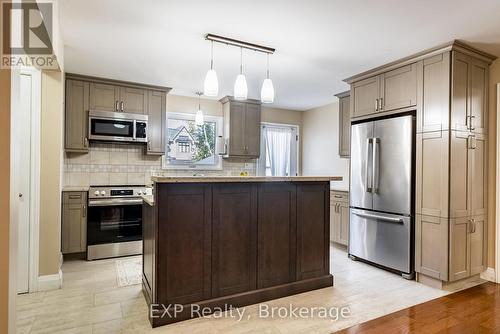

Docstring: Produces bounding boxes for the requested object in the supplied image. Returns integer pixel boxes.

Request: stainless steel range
[87,185,151,260]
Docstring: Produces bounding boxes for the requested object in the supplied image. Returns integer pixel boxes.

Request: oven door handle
[88,198,143,207]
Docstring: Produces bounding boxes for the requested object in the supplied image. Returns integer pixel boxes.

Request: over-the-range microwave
[88,110,148,143]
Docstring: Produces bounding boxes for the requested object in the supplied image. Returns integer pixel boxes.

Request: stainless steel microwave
[88,110,148,143]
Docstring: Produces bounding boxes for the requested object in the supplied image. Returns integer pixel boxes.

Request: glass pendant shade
[195,108,204,126]
[234,74,248,100]
[203,69,218,97]
[260,78,274,103]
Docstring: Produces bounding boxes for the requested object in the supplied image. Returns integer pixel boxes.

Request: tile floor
[16,244,484,334]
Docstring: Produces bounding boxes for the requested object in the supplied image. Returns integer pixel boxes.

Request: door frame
[10,67,41,294]
[496,83,500,283]
[257,122,299,177]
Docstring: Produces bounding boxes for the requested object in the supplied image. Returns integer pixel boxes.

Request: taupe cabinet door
[229,101,246,157]
[380,63,418,112]
[120,87,148,114]
[351,76,380,118]
[61,192,87,254]
[244,103,261,157]
[338,94,351,158]
[147,90,166,155]
[65,79,89,152]
[329,191,349,246]
[89,82,120,112]
[451,52,489,135]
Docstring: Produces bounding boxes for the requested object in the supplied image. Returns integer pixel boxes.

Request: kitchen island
[142,176,341,327]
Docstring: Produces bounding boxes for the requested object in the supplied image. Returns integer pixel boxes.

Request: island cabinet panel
[156,184,212,305]
[257,184,297,288]
[297,184,329,280]
[212,184,257,297]
[145,180,333,327]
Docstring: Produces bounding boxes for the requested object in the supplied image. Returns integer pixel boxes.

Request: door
[120,87,148,114]
[351,76,380,118]
[65,79,89,151]
[451,52,471,133]
[89,82,120,112]
[147,90,166,154]
[212,184,257,297]
[469,58,488,134]
[380,64,418,112]
[372,115,413,215]
[229,101,246,156]
[244,103,261,157]
[349,209,411,273]
[470,216,486,275]
[350,121,374,210]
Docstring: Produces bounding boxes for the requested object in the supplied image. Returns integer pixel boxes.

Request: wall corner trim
[480,267,496,283]
[37,270,63,292]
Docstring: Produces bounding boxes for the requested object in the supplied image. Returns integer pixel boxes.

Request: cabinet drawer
[63,191,88,204]
[330,191,349,203]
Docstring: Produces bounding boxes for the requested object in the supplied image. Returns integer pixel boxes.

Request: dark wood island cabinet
[142,176,340,327]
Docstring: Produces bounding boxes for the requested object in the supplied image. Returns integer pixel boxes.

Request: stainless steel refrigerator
[349,114,414,279]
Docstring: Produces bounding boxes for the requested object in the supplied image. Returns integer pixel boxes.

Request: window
[257,123,299,176]
[162,113,223,170]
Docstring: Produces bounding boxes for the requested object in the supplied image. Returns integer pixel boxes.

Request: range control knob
[94,190,100,196]
[100,190,106,196]
[137,191,143,196]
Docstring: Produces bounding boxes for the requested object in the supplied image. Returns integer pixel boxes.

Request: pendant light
[261,53,275,103]
[195,92,204,126]
[234,47,248,100]
[203,41,218,97]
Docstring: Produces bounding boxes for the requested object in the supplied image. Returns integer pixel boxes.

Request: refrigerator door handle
[372,137,380,194]
[352,210,404,224]
[365,138,373,193]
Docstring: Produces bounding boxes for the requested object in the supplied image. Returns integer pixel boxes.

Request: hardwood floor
[337,281,500,333]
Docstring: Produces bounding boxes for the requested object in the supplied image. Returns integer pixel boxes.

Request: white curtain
[263,126,292,176]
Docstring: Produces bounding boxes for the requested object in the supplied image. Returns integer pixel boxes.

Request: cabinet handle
[82,205,87,218]
[334,195,342,199]
[148,141,151,151]
[120,101,124,112]
[84,137,89,148]
[379,97,384,110]
[468,115,476,131]
[115,100,119,111]
[375,99,379,111]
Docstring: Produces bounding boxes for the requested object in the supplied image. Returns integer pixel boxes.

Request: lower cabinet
[330,191,349,246]
[61,191,87,254]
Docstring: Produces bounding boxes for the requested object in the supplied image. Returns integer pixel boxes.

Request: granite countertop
[62,186,90,192]
[151,176,342,183]
[141,194,155,206]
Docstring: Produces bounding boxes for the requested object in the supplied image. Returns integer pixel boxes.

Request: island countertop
[151,176,342,183]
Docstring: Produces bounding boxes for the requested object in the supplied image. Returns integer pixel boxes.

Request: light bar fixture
[205,33,275,54]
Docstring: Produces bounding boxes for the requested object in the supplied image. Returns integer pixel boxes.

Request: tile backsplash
[64,143,256,187]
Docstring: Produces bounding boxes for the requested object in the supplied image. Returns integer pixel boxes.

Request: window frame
[162,112,223,170]
[257,122,299,177]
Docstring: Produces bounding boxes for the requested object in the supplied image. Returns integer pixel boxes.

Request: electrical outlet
[244,163,252,169]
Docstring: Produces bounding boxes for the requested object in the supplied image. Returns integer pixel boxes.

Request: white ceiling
[60,0,500,110]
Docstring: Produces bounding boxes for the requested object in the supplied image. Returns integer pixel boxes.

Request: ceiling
[60,0,500,111]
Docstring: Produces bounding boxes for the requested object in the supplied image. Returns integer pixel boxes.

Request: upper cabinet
[350,63,418,118]
[221,97,262,159]
[65,79,90,152]
[335,91,350,158]
[65,73,171,154]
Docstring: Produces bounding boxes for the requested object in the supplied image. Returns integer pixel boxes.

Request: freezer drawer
[349,208,411,273]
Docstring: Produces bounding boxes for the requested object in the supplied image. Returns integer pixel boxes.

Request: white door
[258,123,299,176]
[11,68,40,294]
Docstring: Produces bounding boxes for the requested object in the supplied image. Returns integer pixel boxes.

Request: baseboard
[480,267,496,282]
[38,269,62,291]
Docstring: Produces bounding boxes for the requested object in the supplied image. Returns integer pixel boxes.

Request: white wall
[302,100,349,190]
